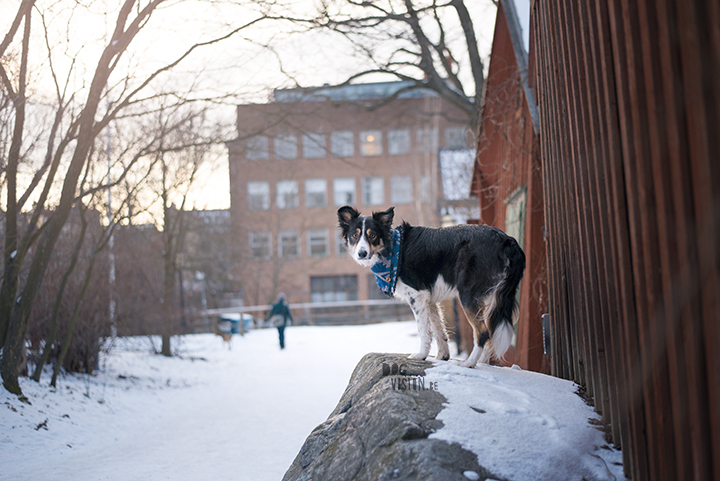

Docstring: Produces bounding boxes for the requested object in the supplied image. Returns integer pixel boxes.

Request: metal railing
[205,298,413,327]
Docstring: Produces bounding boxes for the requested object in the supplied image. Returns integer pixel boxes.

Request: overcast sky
[1,0,503,213]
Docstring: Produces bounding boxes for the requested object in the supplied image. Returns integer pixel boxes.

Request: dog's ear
[373,207,394,226]
[337,205,360,228]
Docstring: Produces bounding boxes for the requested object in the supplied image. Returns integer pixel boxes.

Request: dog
[337,205,525,367]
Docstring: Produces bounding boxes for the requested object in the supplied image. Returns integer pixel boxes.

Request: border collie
[337,206,526,367]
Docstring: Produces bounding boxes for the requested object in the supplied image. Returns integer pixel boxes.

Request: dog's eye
[351,231,360,239]
[369,233,377,240]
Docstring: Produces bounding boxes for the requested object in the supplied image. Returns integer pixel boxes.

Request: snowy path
[1,320,623,481]
[1,322,421,481]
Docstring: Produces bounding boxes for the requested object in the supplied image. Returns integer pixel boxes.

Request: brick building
[226,81,473,321]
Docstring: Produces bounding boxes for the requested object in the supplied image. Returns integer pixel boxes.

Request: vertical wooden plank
[577,0,624,447]
[675,0,720,478]
[554,0,596,394]
[541,0,576,381]
[592,2,648,477]
[606,0,665,478]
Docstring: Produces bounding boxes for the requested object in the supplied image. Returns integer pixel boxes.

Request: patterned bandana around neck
[370,227,402,296]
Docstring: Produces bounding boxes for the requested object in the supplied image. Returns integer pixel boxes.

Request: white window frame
[360,130,383,156]
[246,135,269,161]
[279,230,300,259]
[276,180,299,209]
[305,179,327,208]
[362,177,385,206]
[302,133,326,158]
[388,129,411,155]
[274,134,298,160]
[333,177,356,207]
[249,231,271,260]
[247,181,270,211]
[331,131,354,157]
[307,229,329,258]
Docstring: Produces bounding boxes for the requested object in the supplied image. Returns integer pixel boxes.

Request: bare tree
[271,0,494,126]
[0,0,267,395]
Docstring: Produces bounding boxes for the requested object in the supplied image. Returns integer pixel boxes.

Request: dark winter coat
[268,299,293,328]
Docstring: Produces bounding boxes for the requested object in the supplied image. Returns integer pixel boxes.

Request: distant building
[226,80,473,321]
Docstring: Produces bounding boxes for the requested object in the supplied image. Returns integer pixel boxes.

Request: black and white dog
[338,206,525,367]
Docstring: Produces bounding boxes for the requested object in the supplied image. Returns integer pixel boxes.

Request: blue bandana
[370,227,402,296]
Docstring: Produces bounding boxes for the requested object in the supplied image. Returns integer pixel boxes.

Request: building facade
[227,81,472,320]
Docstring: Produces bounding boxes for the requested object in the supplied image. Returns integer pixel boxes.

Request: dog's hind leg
[459,305,489,368]
[431,303,451,361]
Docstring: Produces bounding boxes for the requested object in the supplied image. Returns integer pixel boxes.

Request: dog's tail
[487,237,526,361]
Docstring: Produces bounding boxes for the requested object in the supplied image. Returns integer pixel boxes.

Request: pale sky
[1,0,500,214]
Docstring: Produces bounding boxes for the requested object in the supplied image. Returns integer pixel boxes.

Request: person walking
[268,293,293,349]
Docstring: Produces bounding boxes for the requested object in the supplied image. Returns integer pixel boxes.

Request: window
[279,230,300,258]
[416,127,438,153]
[360,130,382,156]
[310,275,358,303]
[445,127,468,149]
[276,180,299,209]
[303,133,326,158]
[391,175,413,204]
[505,186,527,249]
[246,135,268,160]
[388,129,411,155]
[307,229,329,257]
[305,179,327,208]
[333,178,356,206]
[362,177,384,206]
[249,232,271,260]
[331,131,354,157]
[274,134,297,159]
[247,181,270,210]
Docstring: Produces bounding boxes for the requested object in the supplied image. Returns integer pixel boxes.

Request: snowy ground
[1,321,624,481]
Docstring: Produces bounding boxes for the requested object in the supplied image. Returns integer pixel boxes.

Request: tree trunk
[160,245,176,357]
[1,0,153,395]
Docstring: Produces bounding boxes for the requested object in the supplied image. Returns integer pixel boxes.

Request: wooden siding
[532,0,720,479]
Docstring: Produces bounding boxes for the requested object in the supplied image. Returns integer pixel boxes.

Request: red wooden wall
[532,0,720,479]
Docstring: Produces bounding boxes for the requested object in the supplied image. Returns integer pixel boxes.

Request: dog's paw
[408,352,428,360]
[458,358,478,368]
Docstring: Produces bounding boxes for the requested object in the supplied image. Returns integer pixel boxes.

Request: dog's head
[337,205,394,267]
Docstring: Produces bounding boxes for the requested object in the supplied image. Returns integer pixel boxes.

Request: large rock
[282,353,502,481]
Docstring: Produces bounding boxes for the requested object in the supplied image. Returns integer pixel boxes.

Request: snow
[1,320,624,481]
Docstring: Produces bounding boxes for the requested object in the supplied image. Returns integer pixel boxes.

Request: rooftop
[272,80,439,103]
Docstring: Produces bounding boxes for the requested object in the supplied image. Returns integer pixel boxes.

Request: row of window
[247,176,417,211]
[244,126,468,160]
[249,228,345,260]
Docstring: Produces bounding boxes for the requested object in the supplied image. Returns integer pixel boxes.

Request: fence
[532,0,720,479]
[206,299,413,327]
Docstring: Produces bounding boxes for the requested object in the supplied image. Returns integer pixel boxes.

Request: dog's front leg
[396,282,432,360]
[409,301,433,360]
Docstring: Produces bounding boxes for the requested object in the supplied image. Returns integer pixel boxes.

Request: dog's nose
[358,249,368,259]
